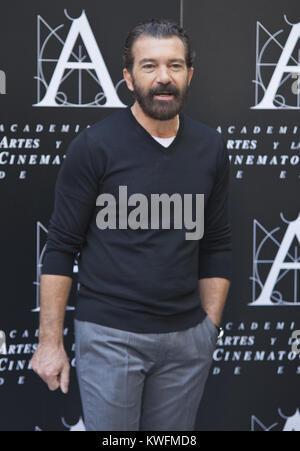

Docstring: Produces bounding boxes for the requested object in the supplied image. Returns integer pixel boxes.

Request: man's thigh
[139,315,218,431]
[74,319,156,431]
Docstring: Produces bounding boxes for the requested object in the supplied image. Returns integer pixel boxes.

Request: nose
[155,65,172,84]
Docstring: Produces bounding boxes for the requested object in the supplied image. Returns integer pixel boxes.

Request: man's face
[124,35,194,120]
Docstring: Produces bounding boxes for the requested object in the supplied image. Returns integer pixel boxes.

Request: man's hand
[30,343,70,394]
[31,274,73,394]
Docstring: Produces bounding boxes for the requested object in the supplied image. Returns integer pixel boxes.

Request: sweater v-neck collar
[126,106,184,153]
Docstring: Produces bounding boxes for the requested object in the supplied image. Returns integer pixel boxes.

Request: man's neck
[130,102,179,138]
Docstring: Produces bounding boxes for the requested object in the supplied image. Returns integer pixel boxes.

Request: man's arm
[198,277,230,326]
[198,135,232,327]
[30,129,103,393]
[38,275,72,347]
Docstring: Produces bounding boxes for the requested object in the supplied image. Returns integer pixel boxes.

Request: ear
[187,66,194,85]
[123,68,134,92]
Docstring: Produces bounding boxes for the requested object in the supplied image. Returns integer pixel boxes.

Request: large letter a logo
[33,10,126,108]
[250,213,300,305]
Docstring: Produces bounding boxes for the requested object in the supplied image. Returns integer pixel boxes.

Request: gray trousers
[74,314,218,431]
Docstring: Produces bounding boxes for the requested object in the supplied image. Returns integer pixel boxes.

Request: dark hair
[123,18,195,74]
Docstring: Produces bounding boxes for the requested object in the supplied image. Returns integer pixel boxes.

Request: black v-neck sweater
[41,106,232,333]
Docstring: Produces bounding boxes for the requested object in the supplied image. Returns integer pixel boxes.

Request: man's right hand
[30,343,70,394]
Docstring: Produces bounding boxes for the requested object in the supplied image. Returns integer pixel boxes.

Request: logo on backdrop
[33,9,126,108]
[32,221,78,312]
[249,212,300,306]
[251,408,300,431]
[0,70,6,94]
[0,330,6,355]
[252,15,300,109]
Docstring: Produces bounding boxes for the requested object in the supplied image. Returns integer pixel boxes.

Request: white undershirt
[151,135,176,147]
[151,118,180,148]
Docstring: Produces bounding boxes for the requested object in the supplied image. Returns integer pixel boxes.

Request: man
[30,18,232,431]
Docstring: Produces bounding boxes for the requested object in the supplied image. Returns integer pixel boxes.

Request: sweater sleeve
[41,128,103,278]
[198,135,233,281]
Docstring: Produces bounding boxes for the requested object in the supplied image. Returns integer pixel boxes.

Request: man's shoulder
[64,109,128,163]
[183,112,223,145]
[85,108,129,141]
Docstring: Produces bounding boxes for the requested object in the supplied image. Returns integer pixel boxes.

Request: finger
[59,364,70,394]
[48,381,60,391]
[46,375,60,391]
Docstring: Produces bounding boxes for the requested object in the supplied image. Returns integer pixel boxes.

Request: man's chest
[98,148,215,202]
[93,147,216,238]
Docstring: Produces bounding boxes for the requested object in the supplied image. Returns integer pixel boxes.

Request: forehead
[132,35,185,64]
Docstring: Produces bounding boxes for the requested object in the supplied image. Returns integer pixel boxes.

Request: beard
[130,74,190,120]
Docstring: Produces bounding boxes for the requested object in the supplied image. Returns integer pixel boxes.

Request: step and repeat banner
[0,0,299,431]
